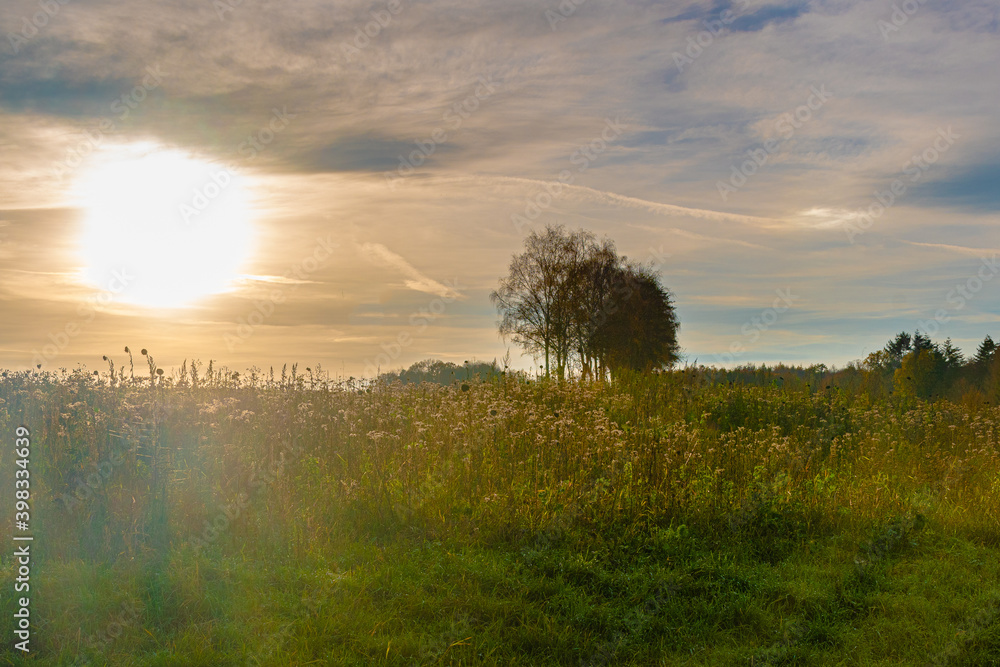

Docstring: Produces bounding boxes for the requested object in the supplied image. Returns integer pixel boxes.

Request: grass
[0,364,998,665]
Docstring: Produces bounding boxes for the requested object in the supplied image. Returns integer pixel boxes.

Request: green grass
[1,366,998,665]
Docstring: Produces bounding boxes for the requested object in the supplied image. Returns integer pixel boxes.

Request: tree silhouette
[941,338,964,367]
[912,330,934,353]
[884,332,912,364]
[590,265,679,376]
[491,224,679,379]
[490,226,594,379]
[973,335,996,365]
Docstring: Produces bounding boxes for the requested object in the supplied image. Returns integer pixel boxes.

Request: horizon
[1,1,998,376]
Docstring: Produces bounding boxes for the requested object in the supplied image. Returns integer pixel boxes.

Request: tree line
[856,331,1000,401]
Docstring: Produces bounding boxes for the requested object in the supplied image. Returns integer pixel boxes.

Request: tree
[589,265,680,376]
[912,330,935,353]
[973,335,996,365]
[379,359,502,386]
[490,226,593,379]
[894,347,945,399]
[941,338,964,367]
[568,238,620,379]
[491,225,679,379]
[885,332,912,363]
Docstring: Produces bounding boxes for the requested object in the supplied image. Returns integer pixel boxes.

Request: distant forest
[379,331,1000,406]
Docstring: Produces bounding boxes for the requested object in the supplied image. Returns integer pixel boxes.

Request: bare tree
[491,225,591,379]
[492,225,679,380]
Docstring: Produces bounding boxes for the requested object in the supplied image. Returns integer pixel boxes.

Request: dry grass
[0,364,998,664]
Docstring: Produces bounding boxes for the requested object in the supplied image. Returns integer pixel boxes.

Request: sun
[76,145,256,309]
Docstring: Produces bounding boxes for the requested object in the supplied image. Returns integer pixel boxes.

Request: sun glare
[76,145,255,309]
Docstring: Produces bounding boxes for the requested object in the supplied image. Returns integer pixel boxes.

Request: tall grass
[1,363,998,664]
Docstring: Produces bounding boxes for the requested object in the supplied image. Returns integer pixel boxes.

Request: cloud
[359,243,462,299]
[304,135,456,173]
[901,240,1000,258]
[467,175,781,227]
[730,2,811,32]
[912,161,1000,212]
[0,0,998,373]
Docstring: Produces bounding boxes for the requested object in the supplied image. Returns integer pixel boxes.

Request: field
[1,365,999,665]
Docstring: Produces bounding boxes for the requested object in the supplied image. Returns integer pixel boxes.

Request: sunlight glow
[76,145,255,309]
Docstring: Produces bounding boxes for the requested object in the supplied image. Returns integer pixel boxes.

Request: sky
[0,0,998,378]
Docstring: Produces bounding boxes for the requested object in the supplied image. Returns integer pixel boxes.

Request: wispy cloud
[901,241,1000,258]
[465,175,780,227]
[0,0,997,372]
[359,242,462,299]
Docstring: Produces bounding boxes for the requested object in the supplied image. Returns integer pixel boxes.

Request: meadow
[1,362,999,665]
